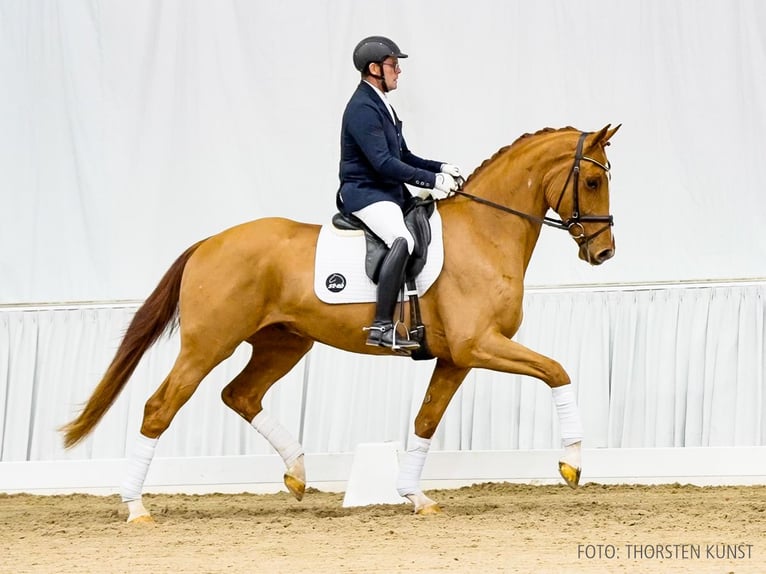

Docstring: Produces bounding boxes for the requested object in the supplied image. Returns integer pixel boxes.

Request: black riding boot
[365,237,420,351]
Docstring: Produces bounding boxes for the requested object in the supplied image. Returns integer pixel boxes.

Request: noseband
[453,131,613,243]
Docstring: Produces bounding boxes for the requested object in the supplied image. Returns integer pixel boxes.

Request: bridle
[452,131,613,245]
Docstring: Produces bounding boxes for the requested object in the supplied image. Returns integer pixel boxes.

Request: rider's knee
[392,233,414,254]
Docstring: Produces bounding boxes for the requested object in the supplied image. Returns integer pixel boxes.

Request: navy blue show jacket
[337,81,443,214]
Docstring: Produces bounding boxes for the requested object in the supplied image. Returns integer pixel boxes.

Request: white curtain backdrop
[2,284,764,462]
[1,2,766,470]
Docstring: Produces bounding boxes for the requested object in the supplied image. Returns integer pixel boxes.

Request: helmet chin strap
[368,63,390,93]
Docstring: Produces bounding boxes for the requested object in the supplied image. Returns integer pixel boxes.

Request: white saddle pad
[314,208,444,304]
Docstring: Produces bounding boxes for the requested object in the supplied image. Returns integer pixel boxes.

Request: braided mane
[464,126,578,185]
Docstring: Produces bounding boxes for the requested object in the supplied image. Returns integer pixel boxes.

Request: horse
[61,124,621,522]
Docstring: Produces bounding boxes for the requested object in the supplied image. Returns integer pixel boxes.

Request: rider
[337,35,461,351]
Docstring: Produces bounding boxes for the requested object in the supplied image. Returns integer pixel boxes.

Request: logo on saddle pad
[314,208,445,304]
[325,273,346,292]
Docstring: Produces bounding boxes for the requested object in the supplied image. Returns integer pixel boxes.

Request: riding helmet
[352,36,408,72]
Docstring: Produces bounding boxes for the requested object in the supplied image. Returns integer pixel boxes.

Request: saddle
[331,197,435,284]
[331,197,436,361]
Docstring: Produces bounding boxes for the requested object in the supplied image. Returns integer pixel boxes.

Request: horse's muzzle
[594,247,615,264]
[579,244,615,265]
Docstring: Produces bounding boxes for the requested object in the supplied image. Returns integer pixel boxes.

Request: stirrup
[364,322,420,352]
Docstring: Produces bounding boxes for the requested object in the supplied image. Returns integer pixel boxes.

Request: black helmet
[352,36,408,73]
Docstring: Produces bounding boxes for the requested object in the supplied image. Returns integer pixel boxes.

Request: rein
[452,132,613,241]
[452,188,572,231]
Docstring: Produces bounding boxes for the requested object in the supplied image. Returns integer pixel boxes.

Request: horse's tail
[60,240,205,448]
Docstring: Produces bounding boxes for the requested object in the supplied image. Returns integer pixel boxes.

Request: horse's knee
[546,360,571,388]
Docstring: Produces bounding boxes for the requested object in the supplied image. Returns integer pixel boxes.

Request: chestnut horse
[62,124,620,522]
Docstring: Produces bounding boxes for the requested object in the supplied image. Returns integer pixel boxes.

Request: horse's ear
[604,123,621,144]
[590,124,621,149]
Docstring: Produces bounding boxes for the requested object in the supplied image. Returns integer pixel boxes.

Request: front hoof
[284,472,306,501]
[559,461,581,488]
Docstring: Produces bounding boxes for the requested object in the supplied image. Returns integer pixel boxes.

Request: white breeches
[352,201,414,254]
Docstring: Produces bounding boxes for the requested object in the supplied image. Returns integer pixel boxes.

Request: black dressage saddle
[331,197,435,284]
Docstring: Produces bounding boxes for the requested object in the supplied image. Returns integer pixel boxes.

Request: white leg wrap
[562,441,582,469]
[251,410,303,468]
[552,385,584,447]
[125,499,151,522]
[120,433,158,503]
[396,435,431,497]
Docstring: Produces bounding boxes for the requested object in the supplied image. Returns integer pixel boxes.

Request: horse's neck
[449,158,548,274]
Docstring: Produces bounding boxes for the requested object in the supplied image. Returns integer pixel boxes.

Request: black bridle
[452,132,613,245]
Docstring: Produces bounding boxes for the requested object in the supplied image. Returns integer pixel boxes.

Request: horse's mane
[465,126,578,185]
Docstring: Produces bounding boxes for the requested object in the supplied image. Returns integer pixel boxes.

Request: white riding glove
[432,173,458,200]
[440,163,462,178]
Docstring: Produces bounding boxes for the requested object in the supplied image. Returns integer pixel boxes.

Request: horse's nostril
[596,248,615,263]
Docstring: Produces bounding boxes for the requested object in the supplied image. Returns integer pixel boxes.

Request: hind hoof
[284,473,306,501]
[127,514,155,525]
[415,503,442,516]
[559,461,581,488]
[404,492,441,515]
[125,499,154,524]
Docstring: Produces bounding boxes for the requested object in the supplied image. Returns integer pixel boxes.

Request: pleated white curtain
[2,284,763,463]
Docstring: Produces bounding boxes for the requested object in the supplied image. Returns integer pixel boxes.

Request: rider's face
[379,57,400,91]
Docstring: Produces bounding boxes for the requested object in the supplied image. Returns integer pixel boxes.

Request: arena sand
[1,483,764,573]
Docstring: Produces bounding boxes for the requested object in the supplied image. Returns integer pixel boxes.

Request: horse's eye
[585,177,599,190]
